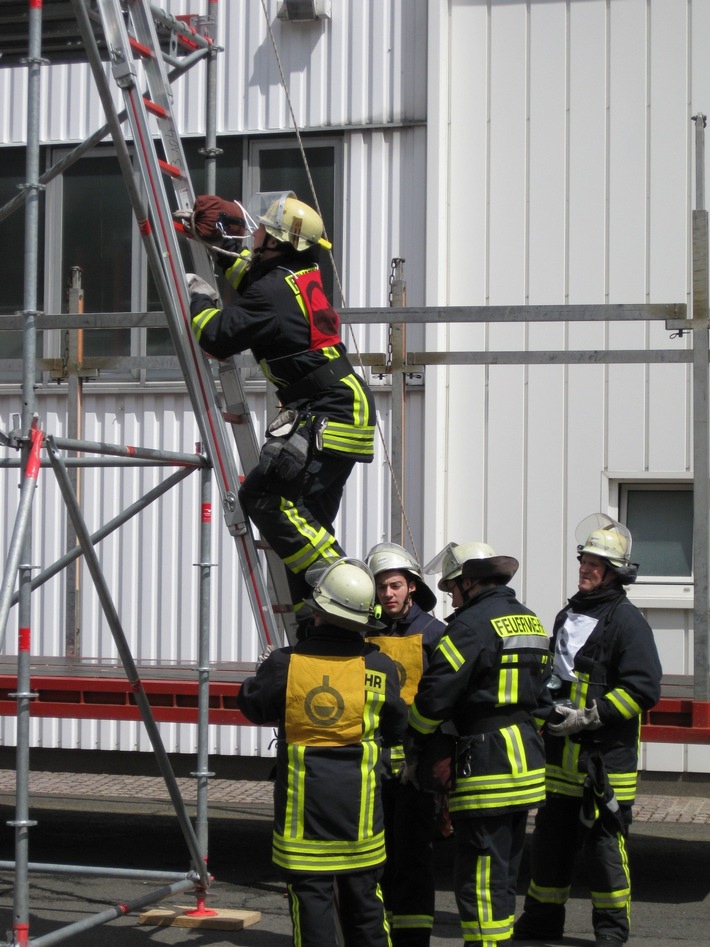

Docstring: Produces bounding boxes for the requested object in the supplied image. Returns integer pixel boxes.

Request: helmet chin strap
[389,593,412,622]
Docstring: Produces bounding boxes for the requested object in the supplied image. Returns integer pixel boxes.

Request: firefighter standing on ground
[365,542,447,947]
[236,557,407,947]
[406,542,552,947]
[184,192,376,624]
[514,515,662,947]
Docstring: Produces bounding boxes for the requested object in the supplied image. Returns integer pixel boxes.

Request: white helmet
[365,542,437,612]
[576,514,631,567]
[575,513,638,584]
[260,193,332,252]
[425,541,498,591]
[306,558,384,632]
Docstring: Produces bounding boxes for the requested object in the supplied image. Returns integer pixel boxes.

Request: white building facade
[0,0,708,771]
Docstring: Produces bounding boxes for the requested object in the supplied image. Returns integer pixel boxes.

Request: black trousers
[453,811,529,946]
[240,452,355,614]
[521,793,632,942]
[381,779,436,946]
[285,868,391,946]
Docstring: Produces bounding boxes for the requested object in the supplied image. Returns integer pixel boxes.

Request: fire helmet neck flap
[365,542,438,613]
[305,558,385,632]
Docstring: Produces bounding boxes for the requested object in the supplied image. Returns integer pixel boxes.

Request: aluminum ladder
[74,0,296,649]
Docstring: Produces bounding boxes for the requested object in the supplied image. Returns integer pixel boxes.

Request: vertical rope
[259,1,419,560]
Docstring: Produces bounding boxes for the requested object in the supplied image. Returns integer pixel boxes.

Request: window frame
[248,135,343,299]
[606,473,695,609]
[2,134,343,389]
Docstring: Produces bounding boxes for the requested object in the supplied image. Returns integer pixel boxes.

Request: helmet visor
[423,542,461,576]
[575,513,632,564]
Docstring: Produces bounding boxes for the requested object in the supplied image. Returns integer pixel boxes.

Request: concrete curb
[0,769,709,822]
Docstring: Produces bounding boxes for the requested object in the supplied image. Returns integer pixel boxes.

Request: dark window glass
[257,145,335,299]
[63,153,132,360]
[624,487,693,577]
[0,146,44,379]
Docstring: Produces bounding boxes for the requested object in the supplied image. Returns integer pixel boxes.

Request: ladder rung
[144,97,167,119]
[158,159,183,180]
[129,36,153,59]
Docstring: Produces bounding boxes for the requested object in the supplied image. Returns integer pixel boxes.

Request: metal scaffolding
[1,2,709,944]
[0,3,248,943]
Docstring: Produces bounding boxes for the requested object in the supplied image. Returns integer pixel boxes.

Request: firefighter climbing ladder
[74,0,295,650]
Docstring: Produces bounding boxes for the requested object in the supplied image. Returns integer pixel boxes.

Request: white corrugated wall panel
[0,1,427,145]
[429,0,699,601]
[427,0,705,771]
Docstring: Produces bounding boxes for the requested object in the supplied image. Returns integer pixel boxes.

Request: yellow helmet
[260,194,332,251]
[576,514,632,568]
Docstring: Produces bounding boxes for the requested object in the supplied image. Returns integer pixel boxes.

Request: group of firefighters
[177,193,663,947]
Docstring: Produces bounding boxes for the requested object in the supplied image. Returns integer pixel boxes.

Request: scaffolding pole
[0,4,235,943]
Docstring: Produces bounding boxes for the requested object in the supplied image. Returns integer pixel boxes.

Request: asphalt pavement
[0,769,708,946]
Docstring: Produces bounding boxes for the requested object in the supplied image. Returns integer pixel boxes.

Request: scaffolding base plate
[138,906,261,930]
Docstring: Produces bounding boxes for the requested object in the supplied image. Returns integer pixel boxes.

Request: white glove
[400,750,421,789]
[256,645,273,668]
[548,700,602,737]
[185,273,219,304]
[173,208,198,238]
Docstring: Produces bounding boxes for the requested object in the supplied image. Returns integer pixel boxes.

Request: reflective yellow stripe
[449,770,546,811]
[607,687,642,718]
[498,658,519,705]
[501,725,526,775]
[545,763,586,796]
[284,744,306,840]
[528,880,570,905]
[591,835,630,914]
[284,267,319,322]
[461,855,515,942]
[288,884,302,946]
[340,373,371,427]
[279,498,340,573]
[609,770,639,802]
[273,830,386,872]
[437,634,465,671]
[191,306,220,342]
[359,685,383,841]
[408,700,442,736]
[321,421,375,455]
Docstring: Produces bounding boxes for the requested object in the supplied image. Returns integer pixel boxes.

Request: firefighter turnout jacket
[236,623,407,874]
[544,585,662,803]
[367,603,446,775]
[367,602,447,946]
[190,253,375,462]
[409,585,552,817]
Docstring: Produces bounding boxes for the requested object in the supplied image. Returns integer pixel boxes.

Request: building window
[0,146,45,383]
[2,136,340,385]
[250,139,341,301]
[620,484,693,581]
[61,152,133,361]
